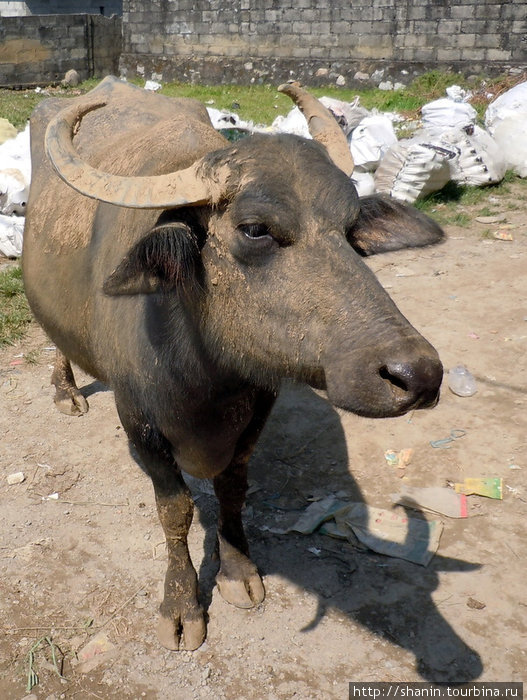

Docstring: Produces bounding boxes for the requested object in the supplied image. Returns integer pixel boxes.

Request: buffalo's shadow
[194,382,483,682]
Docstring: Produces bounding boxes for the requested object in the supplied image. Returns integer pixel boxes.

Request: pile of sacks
[2,80,527,257]
[268,82,527,203]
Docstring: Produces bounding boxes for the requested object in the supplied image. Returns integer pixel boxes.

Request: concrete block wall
[0,13,122,86]
[119,0,527,86]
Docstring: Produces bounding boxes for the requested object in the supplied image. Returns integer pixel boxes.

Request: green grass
[0,69,510,130]
[0,265,32,346]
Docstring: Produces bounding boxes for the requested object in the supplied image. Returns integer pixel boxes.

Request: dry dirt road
[1,182,526,698]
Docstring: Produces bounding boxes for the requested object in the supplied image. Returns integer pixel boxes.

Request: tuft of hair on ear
[348,194,445,257]
[103,222,203,296]
[142,223,201,287]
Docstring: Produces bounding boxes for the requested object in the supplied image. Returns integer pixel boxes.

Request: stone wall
[119,0,527,87]
[0,14,122,87]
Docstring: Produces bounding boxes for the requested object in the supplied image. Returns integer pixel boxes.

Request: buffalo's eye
[239,222,273,240]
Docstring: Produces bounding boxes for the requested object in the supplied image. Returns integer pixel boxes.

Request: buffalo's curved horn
[278,81,354,177]
[45,98,213,209]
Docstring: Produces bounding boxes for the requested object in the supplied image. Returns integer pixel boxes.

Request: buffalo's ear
[347,194,445,256]
[103,223,201,295]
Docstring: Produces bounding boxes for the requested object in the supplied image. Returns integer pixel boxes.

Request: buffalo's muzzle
[324,342,443,418]
[379,356,443,412]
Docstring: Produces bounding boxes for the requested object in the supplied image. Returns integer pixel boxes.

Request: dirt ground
[1,182,526,699]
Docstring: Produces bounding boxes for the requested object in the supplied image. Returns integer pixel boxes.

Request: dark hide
[349,193,444,255]
[23,77,445,653]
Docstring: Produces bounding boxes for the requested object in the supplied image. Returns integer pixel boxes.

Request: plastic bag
[271,106,311,138]
[0,213,24,258]
[349,114,398,171]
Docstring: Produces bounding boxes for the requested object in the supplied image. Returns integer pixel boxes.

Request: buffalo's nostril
[380,358,443,408]
[379,364,409,394]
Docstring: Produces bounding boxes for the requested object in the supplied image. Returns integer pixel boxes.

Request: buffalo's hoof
[156,611,206,651]
[54,388,89,416]
[216,570,265,608]
[216,534,265,608]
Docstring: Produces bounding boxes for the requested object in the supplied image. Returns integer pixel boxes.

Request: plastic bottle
[448,364,477,397]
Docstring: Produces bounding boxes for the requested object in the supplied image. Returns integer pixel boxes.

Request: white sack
[485,81,527,134]
[0,213,24,258]
[492,117,527,177]
[421,97,477,131]
[437,125,507,186]
[349,115,398,171]
[375,140,452,204]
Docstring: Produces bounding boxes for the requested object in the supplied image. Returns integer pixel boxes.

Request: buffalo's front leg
[117,403,205,651]
[154,475,205,650]
[214,390,276,608]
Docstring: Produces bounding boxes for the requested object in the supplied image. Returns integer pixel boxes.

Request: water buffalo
[23,77,443,651]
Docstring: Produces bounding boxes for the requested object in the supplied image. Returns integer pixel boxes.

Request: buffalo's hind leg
[214,390,276,609]
[51,349,89,416]
[117,403,205,651]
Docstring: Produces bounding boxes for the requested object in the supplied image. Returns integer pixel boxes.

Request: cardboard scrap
[286,495,443,566]
[392,485,468,518]
[454,477,503,499]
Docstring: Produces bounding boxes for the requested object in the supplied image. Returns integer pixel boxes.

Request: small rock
[354,71,370,81]
[62,69,80,87]
[467,597,486,610]
[77,631,117,673]
[378,80,394,91]
[336,75,346,86]
[7,471,25,485]
[316,68,329,77]
[475,214,507,224]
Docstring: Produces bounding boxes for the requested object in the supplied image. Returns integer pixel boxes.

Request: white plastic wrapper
[144,80,162,92]
[375,140,452,204]
[0,213,24,258]
[348,115,398,171]
[485,81,527,134]
[421,97,477,131]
